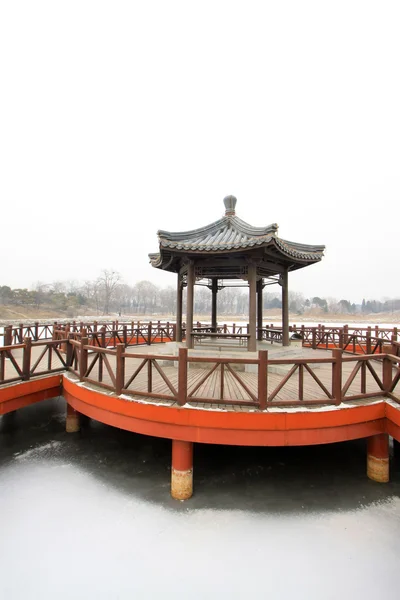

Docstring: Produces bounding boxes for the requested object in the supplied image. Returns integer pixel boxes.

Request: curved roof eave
[158,215,279,244]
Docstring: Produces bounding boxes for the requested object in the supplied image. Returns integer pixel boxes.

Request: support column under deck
[282,268,289,347]
[248,264,257,352]
[171,439,193,500]
[393,438,400,472]
[186,262,195,349]
[367,433,389,482]
[176,273,183,343]
[211,278,218,333]
[66,402,81,433]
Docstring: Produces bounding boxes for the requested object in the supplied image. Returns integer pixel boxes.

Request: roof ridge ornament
[223,195,237,216]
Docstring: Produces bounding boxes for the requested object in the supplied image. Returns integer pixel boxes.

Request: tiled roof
[155,216,324,259]
[157,216,278,252]
[150,196,325,270]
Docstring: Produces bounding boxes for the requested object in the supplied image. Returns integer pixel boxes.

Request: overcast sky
[1,1,399,303]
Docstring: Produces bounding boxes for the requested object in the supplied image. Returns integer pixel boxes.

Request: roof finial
[224,195,237,216]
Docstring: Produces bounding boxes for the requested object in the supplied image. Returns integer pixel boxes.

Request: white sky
[1,1,399,303]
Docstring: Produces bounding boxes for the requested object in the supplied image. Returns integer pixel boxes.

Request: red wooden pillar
[367,433,389,483]
[171,439,193,500]
[66,402,81,433]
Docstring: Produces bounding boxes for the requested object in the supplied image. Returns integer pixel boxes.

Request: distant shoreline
[0,310,399,328]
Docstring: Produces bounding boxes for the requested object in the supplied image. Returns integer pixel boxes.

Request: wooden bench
[191,332,251,350]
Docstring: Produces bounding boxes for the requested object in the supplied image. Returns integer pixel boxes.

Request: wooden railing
[1,334,400,408]
[0,320,178,346]
[65,341,400,408]
[0,338,68,385]
[1,320,398,350]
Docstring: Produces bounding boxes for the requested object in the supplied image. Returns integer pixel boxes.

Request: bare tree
[97,269,122,315]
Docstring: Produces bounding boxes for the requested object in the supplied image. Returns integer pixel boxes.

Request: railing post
[393,327,398,342]
[343,324,349,345]
[19,323,24,343]
[147,322,152,345]
[382,346,393,393]
[172,323,176,342]
[321,325,326,348]
[34,321,39,341]
[332,349,342,405]
[178,347,188,406]
[79,336,88,381]
[116,344,125,395]
[100,326,106,348]
[258,350,268,410]
[66,334,74,368]
[147,358,152,392]
[22,337,32,381]
[4,325,12,346]
[366,328,372,354]
[52,322,58,340]
[123,325,127,347]
[312,327,317,350]
[339,329,344,350]
[62,324,69,352]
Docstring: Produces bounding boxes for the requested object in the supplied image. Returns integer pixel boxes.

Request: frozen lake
[1,397,400,599]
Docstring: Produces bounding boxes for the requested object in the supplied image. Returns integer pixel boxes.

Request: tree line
[0,271,399,317]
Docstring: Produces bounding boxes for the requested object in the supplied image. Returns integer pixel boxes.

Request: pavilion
[149,196,324,351]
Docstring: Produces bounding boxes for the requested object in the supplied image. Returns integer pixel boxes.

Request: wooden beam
[248,264,257,351]
[211,278,218,333]
[176,273,183,343]
[282,268,289,346]
[257,278,263,341]
[186,262,195,349]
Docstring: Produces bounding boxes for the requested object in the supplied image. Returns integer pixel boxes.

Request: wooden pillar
[176,273,183,343]
[66,403,81,433]
[171,439,193,500]
[186,262,195,349]
[367,433,389,483]
[257,279,263,341]
[282,268,289,346]
[248,264,257,352]
[211,278,218,333]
